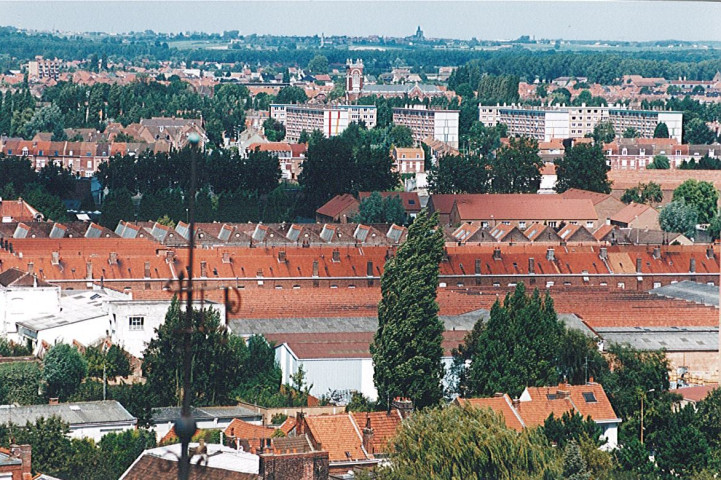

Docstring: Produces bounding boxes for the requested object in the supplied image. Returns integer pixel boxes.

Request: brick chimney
[391,397,414,419]
[362,416,375,455]
[706,246,715,259]
[528,257,535,274]
[366,261,373,276]
[636,257,642,274]
[332,249,340,262]
[312,260,319,277]
[200,261,207,278]
[27,262,34,274]
[653,246,661,259]
[144,261,151,278]
[278,250,287,263]
[690,257,696,273]
[10,444,31,479]
[599,247,608,260]
[474,259,481,274]
[222,252,231,264]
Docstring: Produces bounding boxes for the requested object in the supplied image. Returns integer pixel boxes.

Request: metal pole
[177,134,200,480]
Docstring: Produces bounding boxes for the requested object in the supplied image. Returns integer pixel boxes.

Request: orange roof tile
[351,410,403,455]
[304,414,367,462]
[457,395,525,431]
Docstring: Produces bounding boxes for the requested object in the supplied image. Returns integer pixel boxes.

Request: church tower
[346,59,364,95]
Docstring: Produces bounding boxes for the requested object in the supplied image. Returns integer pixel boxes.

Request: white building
[270,104,377,142]
[150,405,262,442]
[392,106,460,148]
[0,268,60,337]
[14,287,225,359]
[0,401,136,442]
[479,103,683,142]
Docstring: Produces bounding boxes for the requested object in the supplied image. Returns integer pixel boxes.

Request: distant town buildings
[479,104,683,142]
[392,105,459,148]
[270,104,377,142]
[26,56,60,80]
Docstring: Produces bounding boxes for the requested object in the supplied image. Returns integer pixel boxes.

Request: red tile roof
[453,194,598,221]
[457,395,525,431]
[610,203,655,224]
[670,384,719,403]
[304,414,367,462]
[316,194,360,219]
[351,410,403,455]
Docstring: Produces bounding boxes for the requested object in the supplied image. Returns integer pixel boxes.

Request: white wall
[433,111,459,148]
[0,286,60,336]
[109,300,226,358]
[544,111,570,141]
[69,422,135,442]
[658,112,684,143]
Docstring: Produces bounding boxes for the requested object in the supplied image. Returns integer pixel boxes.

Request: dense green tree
[43,344,88,401]
[370,210,445,409]
[562,440,591,480]
[262,117,286,141]
[377,405,560,480]
[653,404,709,477]
[542,412,602,449]
[621,182,663,205]
[64,437,112,480]
[8,416,73,476]
[142,298,249,406]
[653,122,669,138]
[672,179,718,223]
[708,213,721,242]
[99,429,157,479]
[21,185,69,222]
[659,200,699,237]
[99,188,135,229]
[0,338,31,356]
[275,86,308,104]
[622,127,640,138]
[684,117,717,144]
[37,163,76,198]
[298,136,355,214]
[83,344,132,379]
[242,148,282,194]
[592,121,616,144]
[427,154,490,194]
[0,155,37,194]
[465,121,506,158]
[646,154,670,170]
[0,361,42,405]
[555,143,612,194]
[355,192,407,225]
[464,284,565,397]
[22,104,65,139]
[307,54,329,74]
[388,125,414,148]
[490,136,542,193]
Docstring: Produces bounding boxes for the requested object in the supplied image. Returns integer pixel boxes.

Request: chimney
[653,247,661,259]
[332,249,340,262]
[528,257,535,274]
[362,417,375,455]
[48,397,59,405]
[706,247,715,259]
[599,247,608,260]
[690,257,696,273]
[474,259,481,275]
[10,444,31,479]
[492,248,502,260]
[51,251,60,265]
[636,257,642,273]
[512,398,520,409]
[277,250,286,263]
[27,262,34,274]
[144,261,151,278]
[109,252,118,265]
[86,261,93,279]
[546,248,555,261]
[222,252,231,264]
[391,397,414,419]
[366,261,373,277]
[200,261,207,278]
[313,260,319,277]
[296,411,305,435]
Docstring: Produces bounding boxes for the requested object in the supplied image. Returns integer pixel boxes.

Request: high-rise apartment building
[479,104,683,142]
[392,106,460,148]
[270,104,377,142]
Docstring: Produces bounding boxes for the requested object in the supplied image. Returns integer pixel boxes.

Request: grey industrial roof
[151,406,261,424]
[596,326,718,352]
[16,290,110,332]
[230,310,593,337]
[0,400,136,427]
[650,281,719,308]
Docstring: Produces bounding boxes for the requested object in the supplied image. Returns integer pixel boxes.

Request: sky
[1,1,720,42]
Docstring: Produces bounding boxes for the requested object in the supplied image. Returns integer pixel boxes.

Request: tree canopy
[672,179,718,223]
[555,143,611,194]
[371,210,445,409]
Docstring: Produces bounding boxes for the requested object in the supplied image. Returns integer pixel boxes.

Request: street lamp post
[640,388,655,444]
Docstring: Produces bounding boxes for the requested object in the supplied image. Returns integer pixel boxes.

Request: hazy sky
[1,1,720,42]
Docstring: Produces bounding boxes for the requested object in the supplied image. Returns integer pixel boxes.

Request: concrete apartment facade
[270,104,377,142]
[392,106,460,148]
[479,104,683,142]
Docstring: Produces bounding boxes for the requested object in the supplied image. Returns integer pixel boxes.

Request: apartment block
[27,56,60,80]
[392,106,459,148]
[479,104,683,142]
[270,104,377,142]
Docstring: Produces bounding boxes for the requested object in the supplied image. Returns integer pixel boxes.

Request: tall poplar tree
[370,209,445,409]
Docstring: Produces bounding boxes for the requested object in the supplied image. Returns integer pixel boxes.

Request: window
[582,392,597,403]
[586,221,594,229]
[519,221,526,229]
[548,221,557,228]
[129,316,144,331]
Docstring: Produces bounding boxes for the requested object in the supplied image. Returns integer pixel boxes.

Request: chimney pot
[599,247,608,260]
[474,258,481,274]
[653,247,661,259]
[528,257,535,274]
